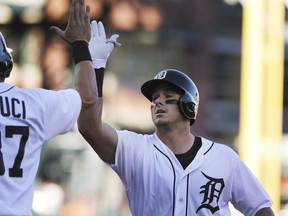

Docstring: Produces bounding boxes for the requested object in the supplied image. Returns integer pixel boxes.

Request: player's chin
[153,117,169,127]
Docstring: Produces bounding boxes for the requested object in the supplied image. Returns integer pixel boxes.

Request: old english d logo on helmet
[0,32,13,78]
[154,70,167,79]
[141,69,199,125]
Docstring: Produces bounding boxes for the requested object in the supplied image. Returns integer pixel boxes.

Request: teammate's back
[0,32,81,215]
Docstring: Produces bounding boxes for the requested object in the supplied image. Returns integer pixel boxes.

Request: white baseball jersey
[0,82,81,216]
[111,130,272,216]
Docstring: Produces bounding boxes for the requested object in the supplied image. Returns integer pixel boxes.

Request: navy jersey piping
[185,174,190,216]
[204,142,214,155]
[153,144,176,216]
[0,86,15,94]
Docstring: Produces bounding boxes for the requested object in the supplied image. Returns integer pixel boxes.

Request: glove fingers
[109,34,119,41]
[108,34,121,47]
[98,21,107,39]
[90,20,98,37]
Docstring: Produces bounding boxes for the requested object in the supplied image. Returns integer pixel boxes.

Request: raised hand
[89,20,121,69]
[50,0,91,44]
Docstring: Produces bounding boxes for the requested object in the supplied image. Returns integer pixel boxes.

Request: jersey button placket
[174,174,189,215]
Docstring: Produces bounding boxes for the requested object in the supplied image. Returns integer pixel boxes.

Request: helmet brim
[141,79,184,102]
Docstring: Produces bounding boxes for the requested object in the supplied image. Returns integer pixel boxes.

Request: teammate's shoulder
[0,82,14,89]
[24,87,78,98]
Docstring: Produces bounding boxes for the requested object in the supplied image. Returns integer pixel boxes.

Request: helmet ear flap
[0,61,13,78]
[180,101,196,119]
[0,32,13,78]
[179,92,197,124]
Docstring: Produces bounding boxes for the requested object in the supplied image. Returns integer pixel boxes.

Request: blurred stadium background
[0,0,287,215]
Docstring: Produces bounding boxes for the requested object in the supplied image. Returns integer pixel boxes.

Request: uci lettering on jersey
[0,96,26,119]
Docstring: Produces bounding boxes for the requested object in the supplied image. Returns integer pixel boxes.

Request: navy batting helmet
[0,32,13,78]
[141,69,199,125]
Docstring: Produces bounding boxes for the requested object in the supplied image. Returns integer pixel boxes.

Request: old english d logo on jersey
[196,171,225,214]
[154,70,167,79]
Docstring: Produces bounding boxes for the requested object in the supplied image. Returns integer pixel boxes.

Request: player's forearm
[77,95,117,164]
[75,61,99,110]
[76,62,107,155]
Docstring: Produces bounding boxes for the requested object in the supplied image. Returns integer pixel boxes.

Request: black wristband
[95,68,104,97]
[71,41,92,65]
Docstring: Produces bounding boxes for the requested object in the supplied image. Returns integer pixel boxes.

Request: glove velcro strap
[92,59,106,69]
[71,41,92,65]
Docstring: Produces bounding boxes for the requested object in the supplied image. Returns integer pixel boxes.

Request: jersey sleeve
[40,88,81,140]
[230,155,273,215]
[111,130,145,190]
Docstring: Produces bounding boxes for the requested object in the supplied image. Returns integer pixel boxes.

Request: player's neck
[156,125,194,154]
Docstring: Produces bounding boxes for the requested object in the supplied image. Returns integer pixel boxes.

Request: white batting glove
[89,20,121,69]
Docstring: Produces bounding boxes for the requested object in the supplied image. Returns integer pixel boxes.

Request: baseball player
[54,0,275,215]
[0,31,83,215]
